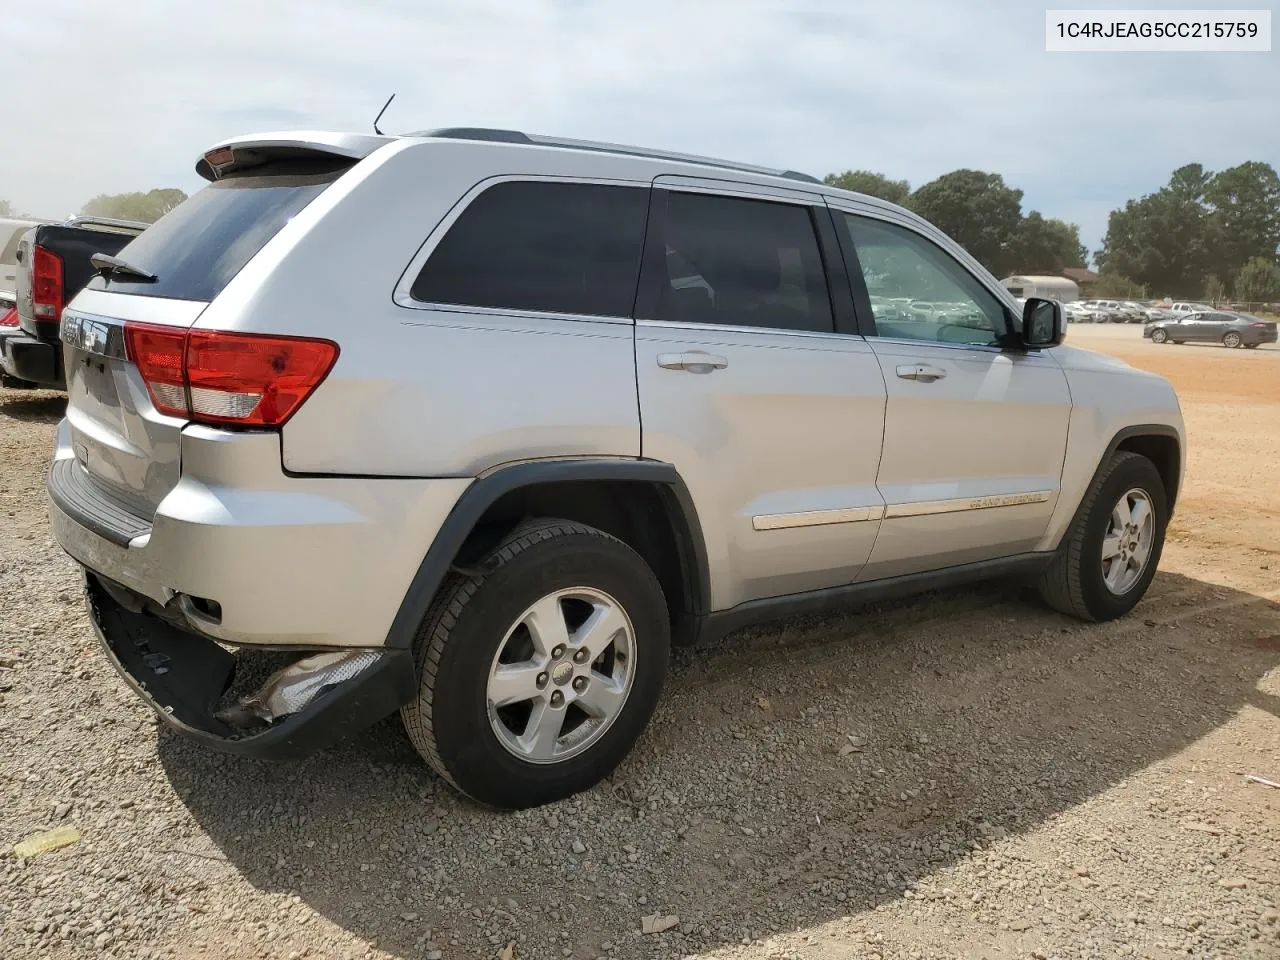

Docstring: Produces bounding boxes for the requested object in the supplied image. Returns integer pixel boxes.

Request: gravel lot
[3,327,1278,960]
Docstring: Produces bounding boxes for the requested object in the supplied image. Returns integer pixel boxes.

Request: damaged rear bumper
[85,573,416,760]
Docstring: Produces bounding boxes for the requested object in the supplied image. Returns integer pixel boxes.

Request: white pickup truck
[1,217,51,309]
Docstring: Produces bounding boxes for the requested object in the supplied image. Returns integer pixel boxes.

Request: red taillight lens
[0,306,18,327]
[185,331,338,426]
[122,322,338,427]
[31,245,65,321]
[123,323,188,417]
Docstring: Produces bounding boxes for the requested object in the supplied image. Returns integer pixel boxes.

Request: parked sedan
[1144,311,1278,348]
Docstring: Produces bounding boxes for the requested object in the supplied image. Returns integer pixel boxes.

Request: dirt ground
[1,327,1277,960]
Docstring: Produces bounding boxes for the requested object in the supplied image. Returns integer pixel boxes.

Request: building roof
[1002,275,1077,284]
[1061,267,1099,284]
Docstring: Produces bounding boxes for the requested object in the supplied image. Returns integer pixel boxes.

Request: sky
[2,0,1276,260]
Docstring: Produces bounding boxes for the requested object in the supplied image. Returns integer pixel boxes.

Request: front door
[829,206,1072,580]
[635,181,888,611]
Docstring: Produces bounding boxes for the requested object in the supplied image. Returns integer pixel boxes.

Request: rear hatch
[62,156,352,521]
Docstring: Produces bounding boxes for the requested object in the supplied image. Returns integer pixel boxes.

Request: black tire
[1150,329,1167,344]
[1223,331,1242,348]
[401,519,669,809]
[1172,340,1184,345]
[1037,451,1167,622]
[1244,343,1259,349]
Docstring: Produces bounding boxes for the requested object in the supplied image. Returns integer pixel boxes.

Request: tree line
[824,161,1280,302]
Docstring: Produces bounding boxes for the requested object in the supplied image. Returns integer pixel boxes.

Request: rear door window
[656,192,834,333]
[411,181,649,318]
[86,162,349,302]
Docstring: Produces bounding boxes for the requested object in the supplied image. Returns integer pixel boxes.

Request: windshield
[87,162,348,302]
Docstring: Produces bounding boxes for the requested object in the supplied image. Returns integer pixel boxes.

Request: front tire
[1223,331,1242,348]
[401,519,670,809]
[1038,451,1167,622]
[1150,329,1168,343]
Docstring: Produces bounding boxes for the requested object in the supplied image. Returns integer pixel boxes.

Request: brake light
[0,306,17,327]
[123,323,338,426]
[31,244,65,322]
[123,323,188,417]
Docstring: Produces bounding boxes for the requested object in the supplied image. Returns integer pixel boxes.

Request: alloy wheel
[1101,488,1155,596]
[486,587,636,764]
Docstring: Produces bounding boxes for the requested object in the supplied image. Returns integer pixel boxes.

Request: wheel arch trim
[1062,424,1182,544]
[382,458,710,650]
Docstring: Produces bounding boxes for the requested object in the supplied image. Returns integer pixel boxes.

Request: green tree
[1204,162,1280,288]
[79,188,187,224]
[1012,212,1088,273]
[823,170,911,206]
[0,199,11,217]
[1091,272,1147,298]
[906,170,1024,276]
[1096,163,1212,298]
[1234,256,1280,302]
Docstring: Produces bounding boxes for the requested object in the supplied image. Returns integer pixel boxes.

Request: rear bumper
[0,330,64,389]
[86,572,416,759]
[48,419,472,649]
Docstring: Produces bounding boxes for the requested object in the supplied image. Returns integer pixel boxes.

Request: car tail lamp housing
[0,306,18,327]
[122,323,338,427]
[31,245,65,322]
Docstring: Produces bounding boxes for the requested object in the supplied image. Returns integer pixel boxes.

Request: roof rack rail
[62,215,149,233]
[410,127,823,186]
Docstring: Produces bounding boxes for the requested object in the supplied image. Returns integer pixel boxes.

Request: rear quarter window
[410,180,649,318]
[87,162,349,302]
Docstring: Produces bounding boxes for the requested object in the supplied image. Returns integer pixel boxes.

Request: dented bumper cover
[85,573,416,760]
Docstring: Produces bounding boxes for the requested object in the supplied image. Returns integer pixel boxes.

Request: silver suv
[47,128,1185,809]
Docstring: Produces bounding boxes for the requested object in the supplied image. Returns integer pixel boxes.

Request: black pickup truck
[0,217,147,389]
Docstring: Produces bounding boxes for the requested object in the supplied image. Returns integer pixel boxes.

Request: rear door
[60,161,351,519]
[829,205,1071,580]
[635,179,887,611]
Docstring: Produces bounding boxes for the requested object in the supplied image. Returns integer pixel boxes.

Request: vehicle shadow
[0,389,66,423]
[157,570,1280,959]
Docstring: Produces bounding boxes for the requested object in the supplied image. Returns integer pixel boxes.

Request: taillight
[123,323,188,417]
[31,245,65,322]
[123,324,338,426]
[0,306,18,327]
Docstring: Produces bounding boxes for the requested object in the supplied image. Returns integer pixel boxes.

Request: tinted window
[840,214,1008,346]
[87,163,347,302]
[411,181,648,317]
[657,192,833,333]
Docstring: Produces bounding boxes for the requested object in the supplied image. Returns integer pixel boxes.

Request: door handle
[657,351,728,372]
[895,363,947,382]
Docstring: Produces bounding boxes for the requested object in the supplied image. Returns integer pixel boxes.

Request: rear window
[410,181,649,318]
[87,163,348,302]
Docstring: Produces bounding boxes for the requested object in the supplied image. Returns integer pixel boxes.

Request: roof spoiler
[194,131,393,181]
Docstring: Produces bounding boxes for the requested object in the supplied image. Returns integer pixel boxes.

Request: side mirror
[1022,297,1065,348]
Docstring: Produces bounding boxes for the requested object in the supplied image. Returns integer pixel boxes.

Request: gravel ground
[3,331,1278,960]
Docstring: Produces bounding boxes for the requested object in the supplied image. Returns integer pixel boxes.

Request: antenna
[373,94,396,136]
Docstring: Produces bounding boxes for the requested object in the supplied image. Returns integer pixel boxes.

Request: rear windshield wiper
[90,252,157,283]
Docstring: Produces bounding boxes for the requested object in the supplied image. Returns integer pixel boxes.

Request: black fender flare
[382,458,710,650]
[1061,423,1182,540]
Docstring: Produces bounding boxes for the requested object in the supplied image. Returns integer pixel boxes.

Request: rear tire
[401,519,669,809]
[1223,331,1242,348]
[1038,452,1167,622]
